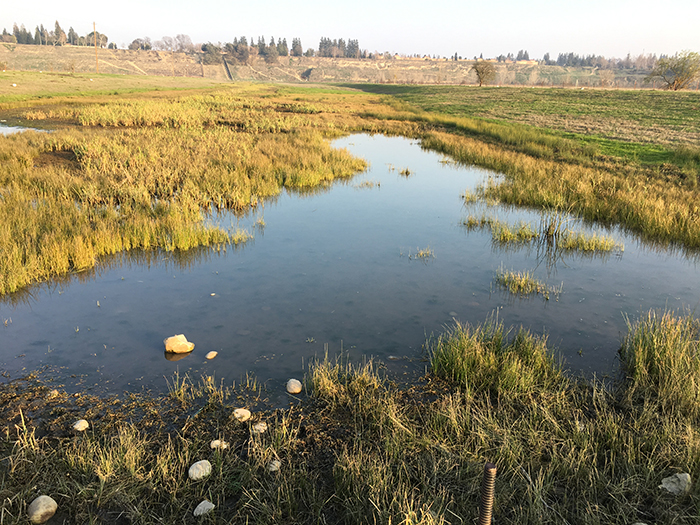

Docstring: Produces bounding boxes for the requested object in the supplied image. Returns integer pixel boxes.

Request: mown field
[348,83,700,161]
[1,73,700,524]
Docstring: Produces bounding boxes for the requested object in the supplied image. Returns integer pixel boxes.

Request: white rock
[267,459,281,472]
[205,351,218,360]
[72,419,89,432]
[233,408,251,422]
[210,439,229,450]
[163,334,195,354]
[660,472,692,495]
[286,378,303,394]
[252,422,268,434]
[27,495,57,524]
[193,500,215,517]
[188,460,212,480]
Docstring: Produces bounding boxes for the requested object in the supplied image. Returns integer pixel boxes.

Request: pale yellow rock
[27,495,57,524]
[72,419,89,432]
[267,459,281,472]
[210,439,229,450]
[286,378,303,394]
[163,334,195,354]
[233,408,251,422]
[205,351,218,360]
[252,421,268,434]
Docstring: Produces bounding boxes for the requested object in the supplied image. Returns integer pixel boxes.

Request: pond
[1,134,699,401]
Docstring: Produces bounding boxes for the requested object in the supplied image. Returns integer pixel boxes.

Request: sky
[3,0,699,60]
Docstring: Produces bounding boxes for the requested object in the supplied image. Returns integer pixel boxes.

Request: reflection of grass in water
[354,180,379,189]
[494,266,562,300]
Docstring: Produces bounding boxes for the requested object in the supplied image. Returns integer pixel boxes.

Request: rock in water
[188,460,212,480]
[660,472,692,495]
[27,495,57,524]
[286,378,302,394]
[205,351,218,360]
[233,408,251,422]
[193,500,215,516]
[72,419,89,432]
[163,334,195,354]
[210,439,229,450]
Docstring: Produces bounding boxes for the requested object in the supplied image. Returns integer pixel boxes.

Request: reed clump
[463,212,620,254]
[494,266,563,300]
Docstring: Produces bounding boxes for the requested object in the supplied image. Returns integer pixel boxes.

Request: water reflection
[1,243,250,308]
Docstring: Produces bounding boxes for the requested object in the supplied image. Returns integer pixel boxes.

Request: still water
[1,134,699,397]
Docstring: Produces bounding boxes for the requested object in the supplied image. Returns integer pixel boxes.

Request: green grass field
[346,84,700,167]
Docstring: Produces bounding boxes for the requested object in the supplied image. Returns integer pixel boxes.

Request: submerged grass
[494,266,563,300]
[4,309,698,523]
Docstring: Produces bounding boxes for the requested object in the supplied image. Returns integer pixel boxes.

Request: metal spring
[478,462,497,525]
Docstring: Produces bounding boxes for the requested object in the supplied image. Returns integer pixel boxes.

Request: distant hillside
[1,43,657,88]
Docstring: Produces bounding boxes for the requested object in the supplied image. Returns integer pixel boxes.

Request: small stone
[267,459,281,472]
[286,378,302,394]
[205,351,218,360]
[27,495,57,524]
[193,500,215,517]
[660,472,692,495]
[72,419,89,432]
[252,421,268,434]
[188,460,212,480]
[47,389,60,399]
[210,439,229,450]
[163,334,195,354]
[233,408,251,422]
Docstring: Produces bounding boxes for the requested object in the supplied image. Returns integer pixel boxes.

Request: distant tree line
[497,50,659,71]
[1,21,111,48]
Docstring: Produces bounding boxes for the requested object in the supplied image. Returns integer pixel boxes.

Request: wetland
[1,75,700,524]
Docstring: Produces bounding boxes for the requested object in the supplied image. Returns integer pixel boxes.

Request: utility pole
[94,22,99,73]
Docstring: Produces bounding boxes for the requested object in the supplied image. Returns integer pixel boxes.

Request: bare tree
[162,36,174,51]
[645,50,700,90]
[598,69,615,87]
[471,60,497,86]
[175,34,193,53]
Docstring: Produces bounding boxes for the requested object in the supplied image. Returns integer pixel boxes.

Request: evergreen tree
[54,21,66,46]
[34,26,42,45]
[346,39,360,58]
[265,37,279,63]
[277,38,288,57]
[291,37,303,57]
[67,27,78,45]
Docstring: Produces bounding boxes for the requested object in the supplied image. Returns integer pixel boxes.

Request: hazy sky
[3,0,699,59]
